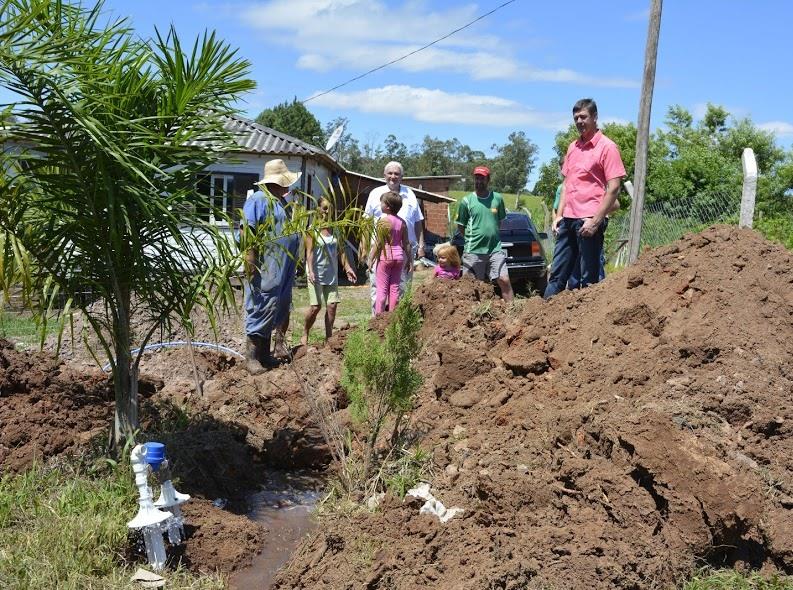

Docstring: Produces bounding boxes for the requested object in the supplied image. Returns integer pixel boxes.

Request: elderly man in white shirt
[363,161,426,315]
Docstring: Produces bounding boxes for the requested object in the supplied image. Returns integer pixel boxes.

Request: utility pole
[627,0,663,264]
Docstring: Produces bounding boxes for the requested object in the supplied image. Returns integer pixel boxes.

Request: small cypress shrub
[341,291,422,483]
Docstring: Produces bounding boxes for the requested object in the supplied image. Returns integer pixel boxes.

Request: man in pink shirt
[544,98,626,299]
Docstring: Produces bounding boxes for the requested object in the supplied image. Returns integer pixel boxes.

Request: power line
[303,0,518,104]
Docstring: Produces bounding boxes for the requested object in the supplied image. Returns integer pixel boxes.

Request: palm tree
[0,0,276,446]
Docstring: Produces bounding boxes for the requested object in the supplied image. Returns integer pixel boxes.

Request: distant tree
[649,105,743,210]
[256,98,324,146]
[413,136,455,177]
[719,117,784,173]
[383,134,409,163]
[532,161,562,206]
[701,103,729,135]
[488,131,537,193]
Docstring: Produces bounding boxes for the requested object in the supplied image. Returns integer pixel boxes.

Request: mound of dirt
[174,499,266,574]
[0,339,114,473]
[274,226,793,589]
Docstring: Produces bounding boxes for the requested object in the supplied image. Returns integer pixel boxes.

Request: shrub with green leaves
[341,291,422,484]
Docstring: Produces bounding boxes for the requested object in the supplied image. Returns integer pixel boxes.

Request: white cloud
[243,0,496,49]
[600,116,631,126]
[241,0,636,87]
[624,8,649,21]
[308,85,571,129]
[758,121,793,136]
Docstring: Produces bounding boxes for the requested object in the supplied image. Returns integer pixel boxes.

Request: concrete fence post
[623,180,634,201]
[740,148,757,229]
[617,180,635,268]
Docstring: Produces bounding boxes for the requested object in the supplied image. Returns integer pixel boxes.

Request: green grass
[380,446,433,498]
[683,569,793,589]
[288,283,373,345]
[0,310,55,348]
[0,462,224,590]
[288,272,431,346]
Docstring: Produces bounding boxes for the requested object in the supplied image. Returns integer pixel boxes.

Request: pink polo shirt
[561,130,626,219]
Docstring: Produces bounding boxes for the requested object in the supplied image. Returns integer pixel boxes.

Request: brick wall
[422,200,449,238]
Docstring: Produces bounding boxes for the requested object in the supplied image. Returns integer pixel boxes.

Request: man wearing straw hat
[241,158,301,373]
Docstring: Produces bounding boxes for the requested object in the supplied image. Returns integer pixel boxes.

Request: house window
[197,172,258,225]
[208,174,234,224]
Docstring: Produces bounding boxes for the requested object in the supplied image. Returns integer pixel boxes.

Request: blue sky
[34,1,793,183]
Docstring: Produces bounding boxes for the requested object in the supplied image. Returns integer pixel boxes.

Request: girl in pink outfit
[431,242,462,280]
[369,191,409,315]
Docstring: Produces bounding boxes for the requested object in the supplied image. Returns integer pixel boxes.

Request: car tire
[510,280,529,296]
[531,274,548,296]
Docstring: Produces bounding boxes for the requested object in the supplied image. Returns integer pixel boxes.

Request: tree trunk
[112,291,138,449]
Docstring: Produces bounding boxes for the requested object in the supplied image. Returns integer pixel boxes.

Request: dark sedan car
[452,211,548,294]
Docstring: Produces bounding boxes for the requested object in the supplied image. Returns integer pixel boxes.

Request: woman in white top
[301,197,357,346]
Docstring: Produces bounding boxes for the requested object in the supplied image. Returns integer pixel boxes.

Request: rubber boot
[273,329,290,360]
[245,336,266,375]
[257,334,281,369]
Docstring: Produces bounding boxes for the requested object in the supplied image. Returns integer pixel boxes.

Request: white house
[197,115,343,226]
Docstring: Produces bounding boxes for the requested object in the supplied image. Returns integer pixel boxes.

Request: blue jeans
[544,218,606,299]
[568,248,606,289]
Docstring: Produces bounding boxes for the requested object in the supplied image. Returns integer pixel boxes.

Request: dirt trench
[3,225,793,587]
[0,333,342,576]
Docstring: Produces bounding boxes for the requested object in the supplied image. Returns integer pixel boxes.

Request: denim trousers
[544,218,606,299]
[568,244,607,289]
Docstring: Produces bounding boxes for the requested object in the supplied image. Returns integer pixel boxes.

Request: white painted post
[740,148,757,228]
[623,180,634,200]
[617,181,635,269]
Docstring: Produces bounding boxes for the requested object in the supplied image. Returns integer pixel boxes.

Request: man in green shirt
[455,166,514,302]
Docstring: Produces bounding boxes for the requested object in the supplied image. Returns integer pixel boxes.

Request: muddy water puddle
[230,471,324,589]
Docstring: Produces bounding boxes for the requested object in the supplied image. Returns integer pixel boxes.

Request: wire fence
[606,189,741,268]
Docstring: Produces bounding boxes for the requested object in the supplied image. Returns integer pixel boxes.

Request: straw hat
[255,159,301,188]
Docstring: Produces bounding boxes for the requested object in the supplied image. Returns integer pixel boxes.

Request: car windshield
[500,215,530,232]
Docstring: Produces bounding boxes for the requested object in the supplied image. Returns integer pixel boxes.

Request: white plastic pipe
[127,444,172,570]
[102,341,243,372]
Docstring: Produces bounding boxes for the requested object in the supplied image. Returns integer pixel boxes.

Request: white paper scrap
[406,483,464,523]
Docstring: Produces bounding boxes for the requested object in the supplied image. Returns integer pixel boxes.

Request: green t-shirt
[553,183,563,211]
[455,191,506,254]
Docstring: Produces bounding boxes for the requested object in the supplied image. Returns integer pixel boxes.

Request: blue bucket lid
[143,442,166,470]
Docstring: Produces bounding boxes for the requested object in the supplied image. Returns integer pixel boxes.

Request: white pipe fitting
[155,468,190,545]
